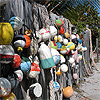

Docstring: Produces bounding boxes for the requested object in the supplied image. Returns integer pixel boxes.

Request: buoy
[0,22,14,45]
[0,78,11,97]
[63,86,73,98]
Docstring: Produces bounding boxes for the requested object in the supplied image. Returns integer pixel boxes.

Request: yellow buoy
[64,32,70,38]
[67,42,75,50]
[0,22,14,45]
[3,92,17,100]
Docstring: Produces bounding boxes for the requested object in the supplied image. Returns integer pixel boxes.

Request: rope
[49,68,55,100]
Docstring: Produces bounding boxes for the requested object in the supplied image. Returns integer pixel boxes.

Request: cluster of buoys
[0,16,42,99]
[0,16,87,99]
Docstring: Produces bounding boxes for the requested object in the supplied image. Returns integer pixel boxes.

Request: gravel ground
[70,63,100,100]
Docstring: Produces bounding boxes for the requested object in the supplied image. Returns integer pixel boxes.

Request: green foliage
[46,0,100,37]
[62,2,100,36]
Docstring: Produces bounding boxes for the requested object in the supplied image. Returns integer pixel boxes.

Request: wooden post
[87,28,99,71]
[96,38,99,62]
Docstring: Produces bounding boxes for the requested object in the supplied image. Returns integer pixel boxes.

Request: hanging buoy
[0,78,11,97]
[56,42,62,50]
[78,54,82,60]
[38,42,56,69]
[59,26,65,35]
[64,32,70,39]
[14,70,23,82]
[54,35,63,43]
[0,22,14,45]
[23,35,31,48]
[67,42,75,50]
[63,39,68,45]
[71,34,77,43]
[63,86,73,98]
[28,62,40,78]
[50,26,57,38]
[25,29,32,36]
[56,68,62,76]
[81,46,87,52]
[9,16,23,31]
[50,41,57,50]
[39,28,50,41]
[68,57,75,64]
[54,81,60,92]
[55,19,64,27]
[20,57,31,73]
[0,45,14,64]
[73,73,78,79]
[3,92,17,100]
[60,54,65,64]
[29,83,42,98]
[7,73,19,90]
[60,64,68,73]
[13,35,26,52]
[60,45,67,55]
[51,48,60,65]
[11,54,21,68]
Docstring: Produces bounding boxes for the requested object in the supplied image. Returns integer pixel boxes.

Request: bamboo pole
[87,28,99,71]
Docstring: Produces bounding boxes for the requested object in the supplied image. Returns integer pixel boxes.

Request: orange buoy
[59,26,65,35]
[63,86,74,98]
[23,35,31,48]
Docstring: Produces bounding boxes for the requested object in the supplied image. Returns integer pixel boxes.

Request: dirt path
[70,63,100,100]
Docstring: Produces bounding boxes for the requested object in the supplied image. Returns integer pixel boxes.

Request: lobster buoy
[56,42,62,50]
[28,62,40,78]
[25,29,32,37]
[20,57,31,73]
[0,78,11,97]
[63,39,68,45]
[67,42,75,50]
[68,57,75,64]
[56,68,62,76]
[13,35,26,52]
[60,45,67,55]
[60,64,68,73]
[9,16,23,31]
[71,34,77,43]
[0,45,14,64]
[14,70,23,82]
[54,81,60,92]
[72,62,75,68]
[63,86,73,98]
[81,46,87,52]
[39,28,50,41]
[3,92,17,100]
[11,54,21,68]
[38,42,56,69]
[51,48,60,65]
[50,26,57,38]
[0,22,14,45]
[60,54,65,64]
[29,83,42,98]
[78,54,82,60]
[50,41,57,50]
[78,38,82,44]
[64,32,70,38]
[7,73,19,90]
[54,35,63,43]
[23,35,31,48]
[73,73,78,79]
[75,34,79,40]
[55,19,64,27]
[59,26,65,35]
